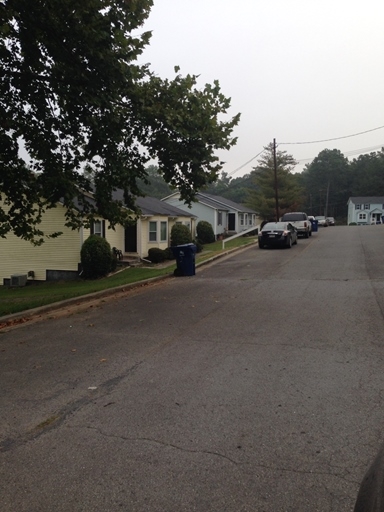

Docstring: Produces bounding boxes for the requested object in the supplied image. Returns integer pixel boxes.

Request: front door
[125,223,137,252]
[228,213,236,231]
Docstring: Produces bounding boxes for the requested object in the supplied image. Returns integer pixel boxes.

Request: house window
[364,204,370,210]
[160,221,167,242]
[355,204,361,210]
[149,221,157,242]
[358,213,367,221]
[248,215,252,225]
[218,211,222,226]
[91,220,105,237]
[239,214,244,226]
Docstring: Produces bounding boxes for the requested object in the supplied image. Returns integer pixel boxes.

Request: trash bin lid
[172,243,197,252]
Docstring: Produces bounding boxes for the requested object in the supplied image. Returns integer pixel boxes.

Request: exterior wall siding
[163,196,216,234]
[105,224,125,253]
[141,216,171,258]
[81,221,124,253]
[0,203,81,282]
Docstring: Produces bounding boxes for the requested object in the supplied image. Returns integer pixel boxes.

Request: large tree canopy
[0,0,240,243]
[299,149,351,217]
[246,143,303,220]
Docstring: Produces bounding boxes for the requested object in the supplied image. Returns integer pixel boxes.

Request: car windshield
[281,213,305,221]
[316,216,325,220]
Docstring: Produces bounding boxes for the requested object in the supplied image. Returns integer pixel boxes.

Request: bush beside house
[170,224,192,246]
[196,220,215,244]
[81,235,116,278]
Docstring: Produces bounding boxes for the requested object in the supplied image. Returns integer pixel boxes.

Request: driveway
[1,225,384,511]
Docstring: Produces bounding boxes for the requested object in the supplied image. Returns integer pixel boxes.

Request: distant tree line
[142,147,384,223]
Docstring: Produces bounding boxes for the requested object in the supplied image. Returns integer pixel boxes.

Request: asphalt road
[1,225,384,512]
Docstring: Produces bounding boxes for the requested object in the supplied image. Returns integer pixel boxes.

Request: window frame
[149,221,157,242]
[91,219,105,238]
[160,221,167,242]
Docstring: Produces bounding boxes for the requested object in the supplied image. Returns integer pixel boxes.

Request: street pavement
[1,225,384,511]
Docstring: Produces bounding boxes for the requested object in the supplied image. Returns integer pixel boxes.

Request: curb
[0,243,255,328]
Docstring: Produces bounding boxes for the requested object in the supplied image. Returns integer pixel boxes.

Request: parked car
[326,217,335,226]
[258,222,298,249]
[280,212,311,238]
[315,216,329,227]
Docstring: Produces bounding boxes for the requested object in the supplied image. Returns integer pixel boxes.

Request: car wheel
[258,242,264,249]
[286,236,292,248]
[294,236,298,245]
[305,231,309,238]
[309,230,312,237]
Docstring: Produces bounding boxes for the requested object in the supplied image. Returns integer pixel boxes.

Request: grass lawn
[0,237,256,317]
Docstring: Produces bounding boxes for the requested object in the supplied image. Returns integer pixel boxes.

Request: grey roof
[348,197,384,204]
[74,188,195,218]
[196,193,258,214]
[135,196,196,217]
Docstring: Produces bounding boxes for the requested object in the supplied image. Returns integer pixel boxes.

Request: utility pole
[273,138,279,221]
[325,180,330,218]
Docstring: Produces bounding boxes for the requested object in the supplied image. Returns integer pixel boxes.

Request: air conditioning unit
[10,274,28,287]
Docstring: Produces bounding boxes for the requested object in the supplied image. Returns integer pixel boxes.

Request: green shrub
[81,235,114,279]
[193,239,203,253]
[170,224,192,246]
[349,222,357,226]
[110,254,118,272]
[163,247,176,260]
[147,247,166,263]
[196,220,215,244]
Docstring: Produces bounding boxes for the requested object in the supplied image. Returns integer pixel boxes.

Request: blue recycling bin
[310,219,318,232]
[171,243,197,276]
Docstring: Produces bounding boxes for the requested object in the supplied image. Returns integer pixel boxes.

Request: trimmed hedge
[81,235,115,279]
[170,224,192,246]
[196,220,215,244]
[163,247,176,260]
[147,247,166,263]
[193,239,203,253]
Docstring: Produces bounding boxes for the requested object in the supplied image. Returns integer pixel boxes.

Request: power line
[227,148,266,177]
[226,123,384,177]
[296,143,384,164]
[280,124,384,145]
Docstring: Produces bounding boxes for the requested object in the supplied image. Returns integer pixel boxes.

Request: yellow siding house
[1,195,196,284]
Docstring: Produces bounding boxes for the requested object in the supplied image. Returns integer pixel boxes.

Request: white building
[162,192,259,238]
[347,197,384,225]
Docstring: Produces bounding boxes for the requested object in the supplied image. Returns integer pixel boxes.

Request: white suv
[280,212,312,238]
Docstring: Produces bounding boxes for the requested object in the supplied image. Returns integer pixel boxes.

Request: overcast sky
[139,0,384,177]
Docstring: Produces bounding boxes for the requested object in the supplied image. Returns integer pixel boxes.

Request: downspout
[137,217,142,258]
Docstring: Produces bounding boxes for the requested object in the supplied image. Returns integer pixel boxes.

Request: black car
[258,222,298,249]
